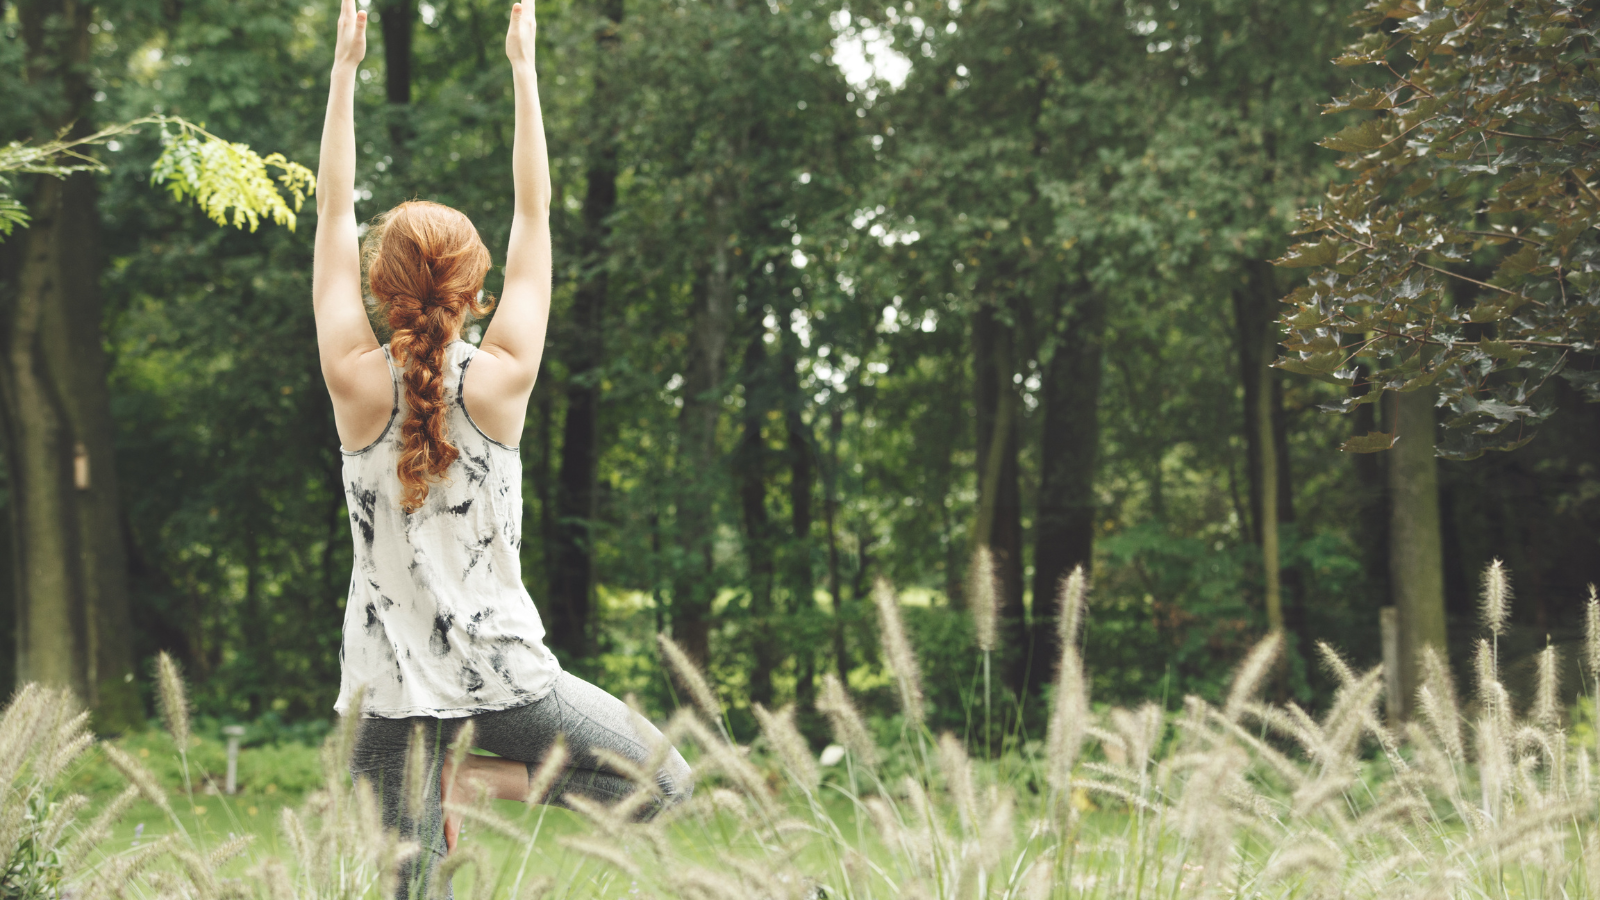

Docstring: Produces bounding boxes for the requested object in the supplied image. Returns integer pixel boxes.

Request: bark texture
[547,0,623,659]
[671,213,735,668]
[1,0,140,729]
[1388,387,1448,720]
[1028,288,1106,691]
[972,303,1026,696]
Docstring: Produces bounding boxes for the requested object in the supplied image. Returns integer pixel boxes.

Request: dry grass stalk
[753,703,820,792]
[1481,558,1512,637]
[969,546,999,652]
[1224,631,1282,723]
[1057,564,1088,652]
[1532,642,1561,728]
[558,834,643,879]
[936,732,979,834]
[874,577,926,728]
[816,672,878,768]
[658,632,725,730]
[403,721,431,819]
[1586,584,1600,681]
[525,736,569,807]
[155,651,192,753]
[1046,640,1088,794]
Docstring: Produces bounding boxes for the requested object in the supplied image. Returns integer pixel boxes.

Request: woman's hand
[334,0,368,70]
[505,2,536,67]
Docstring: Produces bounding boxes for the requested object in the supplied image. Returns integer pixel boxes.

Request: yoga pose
[314,2,690,895]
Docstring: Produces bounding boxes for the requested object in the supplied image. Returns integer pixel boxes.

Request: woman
[313,2,690,895]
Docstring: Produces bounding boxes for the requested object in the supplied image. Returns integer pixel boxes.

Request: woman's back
[334,340,560,718]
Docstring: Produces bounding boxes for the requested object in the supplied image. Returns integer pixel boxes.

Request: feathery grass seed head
[1057,565,1088,652]
[657,632,724,729]
[874,578,926,728]
[1585,584,1600,679]
[155,652,191,750]
[816,673,878,768]
[969,546,999,652]
[753,703,819,791]
[1481,558,1513,637]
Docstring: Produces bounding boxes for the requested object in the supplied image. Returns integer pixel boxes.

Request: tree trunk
[547,0,623,661]
[1233,262,1293,641]
[1028,288,1106,692]
[735,330,775,706]
[972,303,1026,696]
[379,0,415,181]
[822,407,848,684]
[1389,387,1447,720]
[671,209,736,669]
[0,0,140,730]
[778,325,815,711]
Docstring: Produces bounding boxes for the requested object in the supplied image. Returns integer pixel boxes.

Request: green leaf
[1341,430,1398,453]
[0,196,29,240]
[1320,117,1389,153]
[1274,239,1339,268]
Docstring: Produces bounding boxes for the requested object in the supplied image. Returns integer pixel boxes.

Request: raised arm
[477,2,553,391]
[313,0,380,399]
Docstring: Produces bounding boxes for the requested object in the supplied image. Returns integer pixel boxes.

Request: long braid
[365,201,494,512]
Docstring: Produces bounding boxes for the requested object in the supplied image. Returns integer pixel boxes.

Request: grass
[4,566,1600,899]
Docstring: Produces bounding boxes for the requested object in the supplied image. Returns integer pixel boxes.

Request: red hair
[365,201,494,512]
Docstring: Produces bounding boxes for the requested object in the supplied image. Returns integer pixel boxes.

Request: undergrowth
[2,562,1598,899]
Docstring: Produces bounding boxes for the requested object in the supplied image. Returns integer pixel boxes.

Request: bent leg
[470,671,693,818]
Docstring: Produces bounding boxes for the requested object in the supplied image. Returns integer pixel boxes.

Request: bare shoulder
[460,343,537,448]
[325,345,396,451]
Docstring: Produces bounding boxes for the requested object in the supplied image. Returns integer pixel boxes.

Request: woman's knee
[656,748,693,809]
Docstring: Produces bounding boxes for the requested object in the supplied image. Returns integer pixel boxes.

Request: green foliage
[0,115,313,240]
[1279,0,1600,458]
[149,120,315,233]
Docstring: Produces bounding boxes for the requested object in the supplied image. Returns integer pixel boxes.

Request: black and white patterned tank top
[334,340,561,718]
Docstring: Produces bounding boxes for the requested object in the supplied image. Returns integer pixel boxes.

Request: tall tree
[1029,285,1106,688]
[1,0,139,729]
[378,0,415,180]
[548,0,624,659]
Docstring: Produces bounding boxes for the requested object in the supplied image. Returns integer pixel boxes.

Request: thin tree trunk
[1028,288,1106,692]
[972,303,1026,696]
[1389,387,1447,720]
[823,407,847,684]
[1233,262,1291,641]
[778,325,815,710]
[671,205,736,669]
[1,0,139,729]
[547,0,623,660]
[379,0,415,181]
[735,330,775,706]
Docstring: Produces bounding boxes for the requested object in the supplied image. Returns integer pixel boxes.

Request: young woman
[313,2,690,895]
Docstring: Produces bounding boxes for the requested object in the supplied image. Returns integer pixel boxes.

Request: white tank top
[333,340,561,718]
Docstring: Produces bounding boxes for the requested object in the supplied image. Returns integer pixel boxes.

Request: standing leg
[349,715,459,900]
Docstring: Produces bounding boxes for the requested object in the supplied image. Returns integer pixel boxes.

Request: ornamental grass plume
[657,632,726,736]
[874,577,926,729]
[969,546,999,653]
[154,652,191,752]
[816,671,878,769]
[753,703,820,792]
[1586,583,1600,682]
[1481,557,1513,638]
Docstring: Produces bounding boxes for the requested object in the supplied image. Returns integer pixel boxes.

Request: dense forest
[1,0,1597,740]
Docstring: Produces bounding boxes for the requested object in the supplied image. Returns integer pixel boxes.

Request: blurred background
[1,0,1596,742]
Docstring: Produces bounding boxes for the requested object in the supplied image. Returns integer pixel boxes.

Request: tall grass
[9,567,1600,898]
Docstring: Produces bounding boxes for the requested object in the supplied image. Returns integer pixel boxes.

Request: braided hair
[364,201,494,512]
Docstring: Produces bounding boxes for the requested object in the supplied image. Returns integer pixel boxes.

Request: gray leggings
[348,671,693,898]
